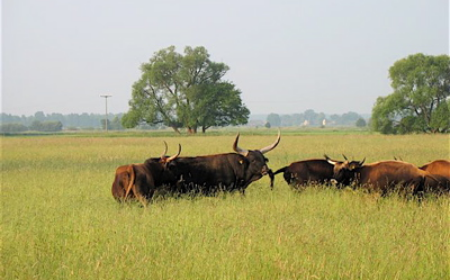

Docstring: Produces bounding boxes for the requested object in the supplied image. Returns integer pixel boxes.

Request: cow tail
[267,169,275,190]
[124,164,136,201]
[273,167,287,176]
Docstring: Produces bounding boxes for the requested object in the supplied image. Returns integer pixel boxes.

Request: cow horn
[359,158,366,166]
[259,129,281,154]
[325,155,338,165]
[233,133,249,156]
[161,141,168,159]
[166,144,181,162]
[342,154,348,161]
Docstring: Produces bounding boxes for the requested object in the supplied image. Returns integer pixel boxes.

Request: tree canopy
[371,53,450,134]
[122,46,250,133]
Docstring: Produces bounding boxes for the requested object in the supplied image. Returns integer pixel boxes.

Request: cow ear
[360,158,366,166]
[349,162,361,170]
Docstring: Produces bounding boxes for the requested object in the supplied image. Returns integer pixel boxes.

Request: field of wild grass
[2,131,449,279]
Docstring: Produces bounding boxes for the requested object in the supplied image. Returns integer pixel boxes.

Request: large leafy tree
[122,46,250,133]
[372,53,450,134]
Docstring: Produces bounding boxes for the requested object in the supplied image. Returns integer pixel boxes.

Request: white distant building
[322,119,327,126]
[302,120,309,126]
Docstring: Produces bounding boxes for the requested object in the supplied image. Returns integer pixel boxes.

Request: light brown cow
[419,160,450,194]
[419,160,450,177]
[327,160,440,196]
[111,164,136,201]
[111,143,180,205]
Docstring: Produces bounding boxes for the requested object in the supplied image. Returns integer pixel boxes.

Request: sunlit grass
[1,133,449,279]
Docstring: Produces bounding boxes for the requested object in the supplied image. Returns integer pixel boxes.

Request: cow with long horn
[167,130,281,195]
[111,142,181,206]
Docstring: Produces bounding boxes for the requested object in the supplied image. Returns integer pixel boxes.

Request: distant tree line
[0,120,63,133]
[0,111,124,133]
[1,109,369,133]
[265,110,367,127]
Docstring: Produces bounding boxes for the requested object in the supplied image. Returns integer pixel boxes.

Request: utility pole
[100,95,112,132]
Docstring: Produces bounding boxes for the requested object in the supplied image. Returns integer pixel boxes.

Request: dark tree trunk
[187,127,197,134]
[171,126,181,134]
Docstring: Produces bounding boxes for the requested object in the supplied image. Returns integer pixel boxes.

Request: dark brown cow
[166,131,281,195]
[327,159,438,196]
[272,156,340,190]
[111,143,180,205]
[419,160,450,194]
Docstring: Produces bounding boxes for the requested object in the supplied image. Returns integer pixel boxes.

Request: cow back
[420,160,450,178]
[358,161,424,191]
[285,159,334,185]
[168,153,249,193]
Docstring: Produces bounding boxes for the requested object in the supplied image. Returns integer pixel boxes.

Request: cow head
[154,142,181,185]
[325,155,365,185]
[144,141,181,164]
[160,141,182,165]
[143,142,182,184]
[233,130,281,182]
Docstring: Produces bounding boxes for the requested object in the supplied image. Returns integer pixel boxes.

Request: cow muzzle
[261,166,270,176]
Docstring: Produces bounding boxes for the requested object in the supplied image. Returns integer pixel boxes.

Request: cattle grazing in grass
[327,159,442,197]
[111,164,135,201]
[419,159,450,194]
[272,155,342,190]
[419,160,450,178]
[166,131,281,195]
[111,143,181,205]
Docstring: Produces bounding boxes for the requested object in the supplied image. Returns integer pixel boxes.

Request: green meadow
[2,131,449,279]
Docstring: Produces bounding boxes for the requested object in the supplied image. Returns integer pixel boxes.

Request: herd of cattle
[111,132,450,205]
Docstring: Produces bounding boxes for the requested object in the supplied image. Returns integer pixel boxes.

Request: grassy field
[2,130,449,279]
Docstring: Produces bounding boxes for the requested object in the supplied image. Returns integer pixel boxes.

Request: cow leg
[133,185,148,208]
[411,177,425,201]
[240,182,252,196]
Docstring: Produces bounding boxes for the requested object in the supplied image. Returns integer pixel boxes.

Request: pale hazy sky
[2,0,449,116]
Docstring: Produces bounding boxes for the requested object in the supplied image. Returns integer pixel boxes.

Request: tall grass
[2,133,449,279]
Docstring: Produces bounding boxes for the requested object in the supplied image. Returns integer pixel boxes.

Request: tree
[0,123,28,134]
[29,120,63,132]
[122,46,249,133]
[109,116,124,130]
[34,111,46,121]
[188,82,250,133]
[429,100,450,133]
[340,111,361,125]
[266,113,281,127]
[280,115,293,126]
[372,53,450,134]
[355,118,367,127]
